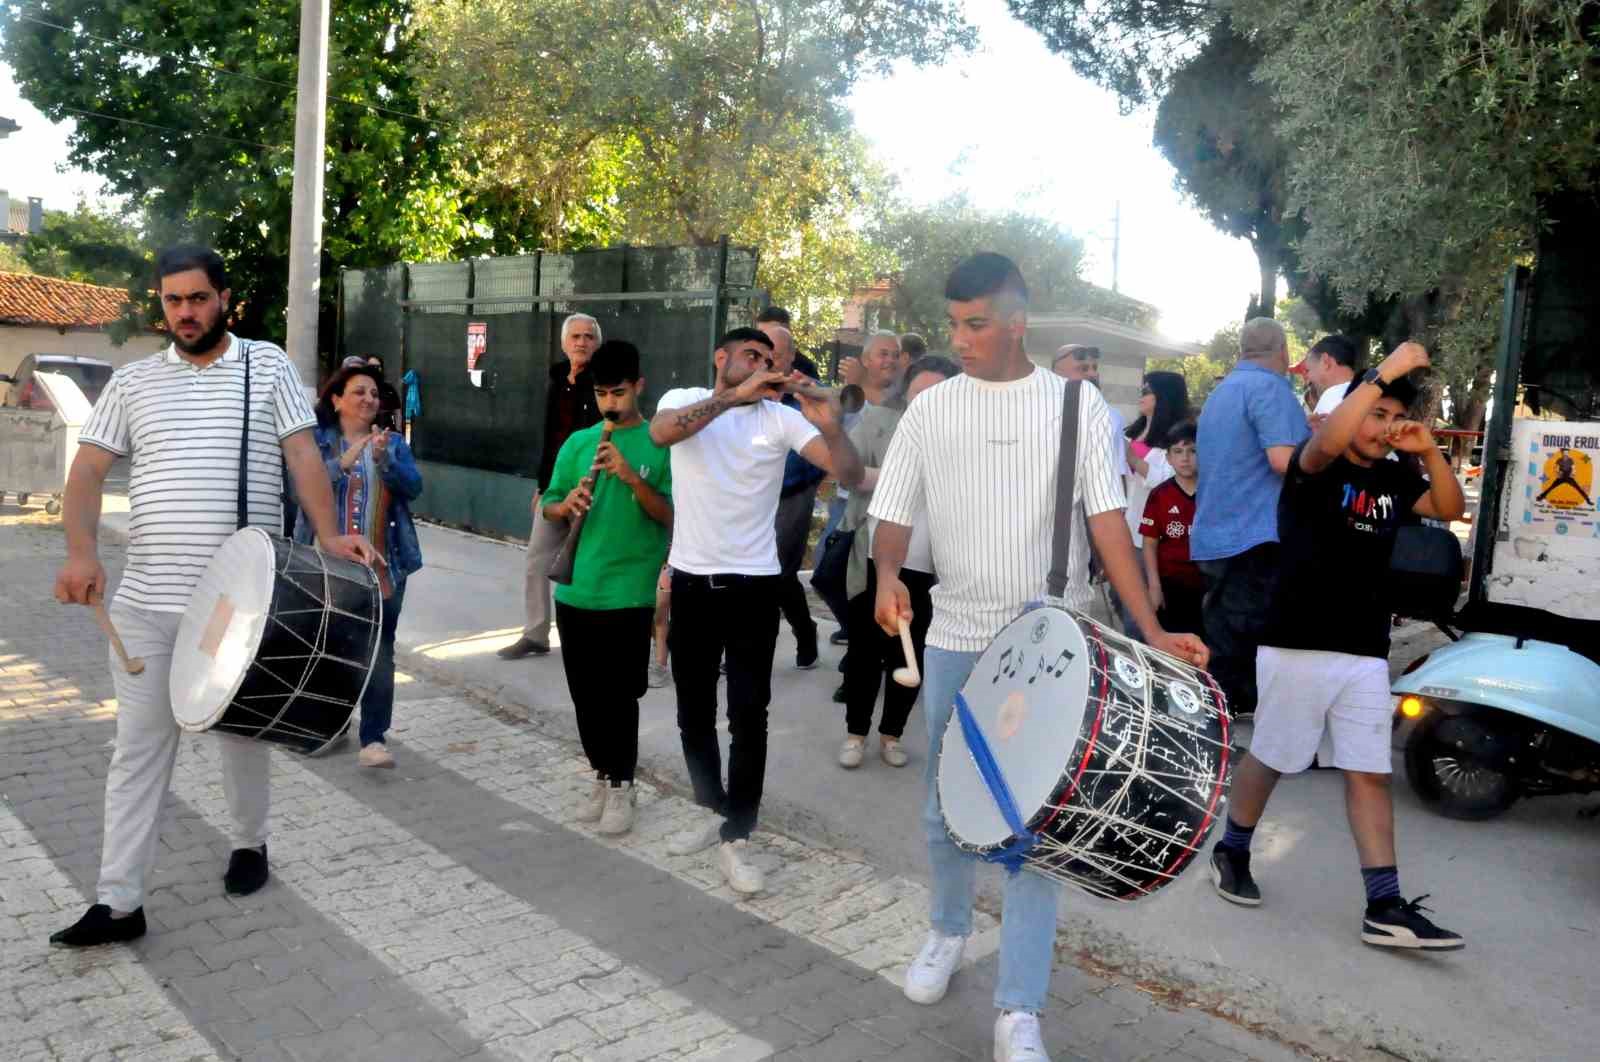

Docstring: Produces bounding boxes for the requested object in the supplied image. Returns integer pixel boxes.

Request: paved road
[0,509,1306,1062]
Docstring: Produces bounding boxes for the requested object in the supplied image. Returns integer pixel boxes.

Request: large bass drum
[169,528,382,754]
[938,606,1229,901]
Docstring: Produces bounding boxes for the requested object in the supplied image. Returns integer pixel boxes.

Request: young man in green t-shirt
[544,340,674,835]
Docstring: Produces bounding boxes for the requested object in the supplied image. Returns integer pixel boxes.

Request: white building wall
[0,327,166,380]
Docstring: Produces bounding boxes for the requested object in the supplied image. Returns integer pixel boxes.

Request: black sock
[1362,865,1400,903]
[1217,816,1255,852]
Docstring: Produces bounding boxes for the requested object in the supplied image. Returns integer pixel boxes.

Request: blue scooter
[1392,632,1600,819]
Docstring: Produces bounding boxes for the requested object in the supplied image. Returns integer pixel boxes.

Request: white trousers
[522,498,567,641]
[98,603,270,911]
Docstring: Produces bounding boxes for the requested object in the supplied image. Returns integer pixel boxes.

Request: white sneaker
[903,931,965,1004]
[838,736,866,769]
[993,1011,1050,1062]
[718,840,764,894]
[647,662,671,688]
[575,775,608,824]
[666,813,723,856]
[597,782,636,835]
[358,743,395,769]
[880,737,908,768]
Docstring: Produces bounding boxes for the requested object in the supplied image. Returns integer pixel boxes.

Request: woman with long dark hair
[1117,370,1191,638]
[295,364,424,768]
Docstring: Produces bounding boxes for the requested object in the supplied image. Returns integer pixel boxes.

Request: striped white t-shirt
[868,367,1126,652]
[79,336,317,613]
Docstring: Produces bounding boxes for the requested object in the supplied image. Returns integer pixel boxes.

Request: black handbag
[810,527,855,602]
[1387,523,1464,621]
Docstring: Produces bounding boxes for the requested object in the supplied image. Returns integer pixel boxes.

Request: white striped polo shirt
[79,335,317,613]
[868,367,1126,652]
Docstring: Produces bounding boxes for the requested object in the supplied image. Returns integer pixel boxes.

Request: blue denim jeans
[922,645,1060,1014]
[360,577,405,747]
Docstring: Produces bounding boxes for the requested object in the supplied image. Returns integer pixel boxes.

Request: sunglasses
[1140,385,1153,396]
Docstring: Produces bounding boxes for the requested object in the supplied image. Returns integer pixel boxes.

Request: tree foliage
[20,203,148,288]
[411,0,974,349]
[871,195,1158,341]
[1005,0,1220,109]
[1,0,542,355]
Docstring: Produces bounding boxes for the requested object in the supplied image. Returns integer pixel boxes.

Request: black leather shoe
[50,904,146,948]
[832,683,847,704]
[224,844,270,896]
[829,630,849,646]
[497,637,549,659]
[796,628,819,670]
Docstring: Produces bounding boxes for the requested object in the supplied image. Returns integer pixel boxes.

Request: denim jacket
[294,425,424,580]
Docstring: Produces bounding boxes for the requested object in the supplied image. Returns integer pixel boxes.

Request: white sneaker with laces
[597,782,636,835]
[903,930,965,1004]
[575,775,608,823]
[718,840,764,894]
[880,737,908,767]
[838,736,866,769]
[993,1011,1051,1062]
[666,813,723,856]
[647,661,671,688]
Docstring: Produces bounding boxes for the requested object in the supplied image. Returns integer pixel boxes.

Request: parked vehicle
[0,354,113,411]
[1392,263,1600,821]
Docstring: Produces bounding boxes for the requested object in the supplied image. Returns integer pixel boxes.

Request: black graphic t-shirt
[1262,441,1428,659]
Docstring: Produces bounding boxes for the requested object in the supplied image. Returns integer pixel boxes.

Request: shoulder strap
[1045,379,1082,600]
[237,340,251,531]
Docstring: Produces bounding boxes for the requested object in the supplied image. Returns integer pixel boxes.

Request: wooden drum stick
[90,598,145,675]
[892,615,921,689]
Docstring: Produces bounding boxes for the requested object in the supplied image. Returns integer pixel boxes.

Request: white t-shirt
[79,336,317,612]
[1313,379,1355,417]
[657,387,820,575]
[869,368,1126,652]
[1106,402,1132,477]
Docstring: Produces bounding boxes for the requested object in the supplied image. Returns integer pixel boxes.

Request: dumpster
[0,371,92,514]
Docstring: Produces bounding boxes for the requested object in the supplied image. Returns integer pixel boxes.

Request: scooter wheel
[44,497,62,516]
[1405,711,1520,820]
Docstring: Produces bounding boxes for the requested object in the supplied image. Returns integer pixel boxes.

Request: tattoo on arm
[673,395,730,432]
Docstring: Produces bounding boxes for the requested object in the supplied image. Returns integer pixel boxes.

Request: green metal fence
[339,241,763,539]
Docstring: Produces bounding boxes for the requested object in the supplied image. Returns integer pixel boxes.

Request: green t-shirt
[544,419,672,610]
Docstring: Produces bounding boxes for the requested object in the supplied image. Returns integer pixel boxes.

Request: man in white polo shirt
[870,254,1209,1062]
[649,327,863,895]
[48,245,377,948]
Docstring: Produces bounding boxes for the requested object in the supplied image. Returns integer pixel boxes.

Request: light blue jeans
[922,646,1060,1013]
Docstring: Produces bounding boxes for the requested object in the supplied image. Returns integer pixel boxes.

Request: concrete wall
[0,327,166,381]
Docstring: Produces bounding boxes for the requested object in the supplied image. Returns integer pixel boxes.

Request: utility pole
[284,0,331,387]
[1111,200,1121,294]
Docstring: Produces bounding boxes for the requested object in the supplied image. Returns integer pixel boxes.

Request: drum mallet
[892,616,921,688]
[90,596,145,675]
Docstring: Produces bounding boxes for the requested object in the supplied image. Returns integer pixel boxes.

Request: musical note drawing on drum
[939,605,1232,902]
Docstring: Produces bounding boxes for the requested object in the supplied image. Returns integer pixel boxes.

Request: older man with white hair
[500,312,604,659]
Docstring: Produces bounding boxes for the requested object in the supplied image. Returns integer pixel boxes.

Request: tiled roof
[0,270,137,330]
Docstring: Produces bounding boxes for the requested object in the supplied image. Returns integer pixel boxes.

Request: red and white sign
[466,322,487,370]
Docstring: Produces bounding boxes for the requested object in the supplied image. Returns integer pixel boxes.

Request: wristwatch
[1359,367,1386,388]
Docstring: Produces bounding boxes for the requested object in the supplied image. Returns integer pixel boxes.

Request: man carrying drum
[869,253,1208,1062]
[49,245,377,948]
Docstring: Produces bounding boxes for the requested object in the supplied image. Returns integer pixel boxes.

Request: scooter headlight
[1399,695,1425,719]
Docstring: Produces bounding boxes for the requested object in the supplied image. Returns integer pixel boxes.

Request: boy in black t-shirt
[1209,342,1469,951]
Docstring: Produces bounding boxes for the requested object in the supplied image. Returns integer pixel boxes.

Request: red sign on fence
[466,322,487,370]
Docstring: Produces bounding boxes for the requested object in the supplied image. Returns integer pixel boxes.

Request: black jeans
[774,487,819,651]
[1157,580,1205,642]
[555,602,653,783]
[843,565,935,738]
[1198,543,1280,717]
[668,572,781,841]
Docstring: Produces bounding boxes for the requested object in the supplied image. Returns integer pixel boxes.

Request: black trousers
[1157,580,1205,643]
[1198,543,1280,717]
[668,572,780,841]
[843,565,935,738]
[555,602,653,783]
[774,487,819,649]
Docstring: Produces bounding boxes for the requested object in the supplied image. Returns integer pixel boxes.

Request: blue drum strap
[953,691,1039,874]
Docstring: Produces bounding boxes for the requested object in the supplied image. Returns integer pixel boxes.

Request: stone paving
[0,511,1310,1062]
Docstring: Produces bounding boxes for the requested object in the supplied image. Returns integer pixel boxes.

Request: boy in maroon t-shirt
[1140,422,1202,636]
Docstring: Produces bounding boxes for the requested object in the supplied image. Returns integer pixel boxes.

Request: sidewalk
[4,507,1308,1061]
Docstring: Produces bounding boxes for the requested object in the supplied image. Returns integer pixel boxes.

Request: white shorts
[1249,646,1394,774]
